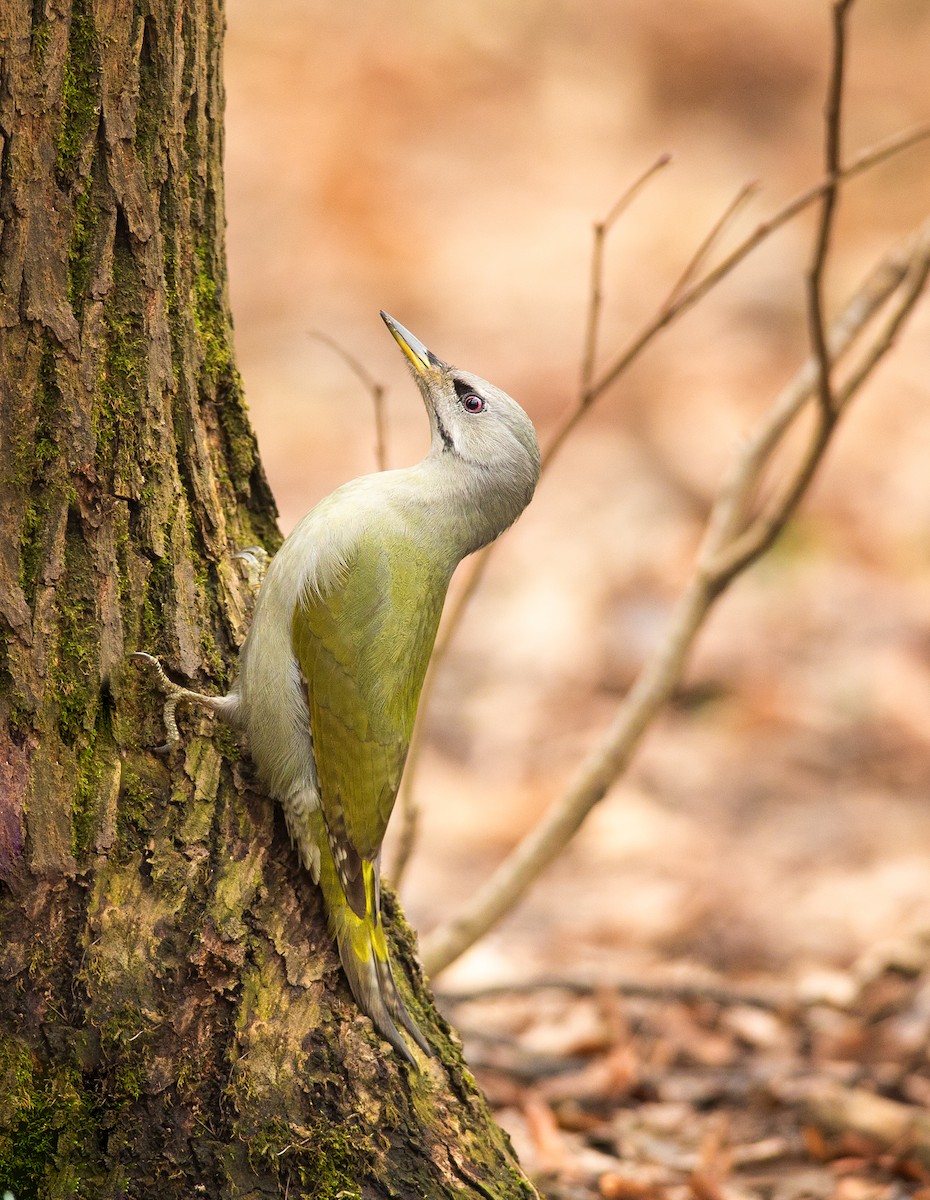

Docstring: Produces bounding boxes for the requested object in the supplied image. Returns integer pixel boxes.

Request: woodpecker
[136,312,540,1063]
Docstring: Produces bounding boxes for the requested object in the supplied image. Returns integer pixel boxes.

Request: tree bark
[0,2,535,1197]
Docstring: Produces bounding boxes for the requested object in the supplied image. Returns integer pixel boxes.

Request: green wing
[292,531,449,916]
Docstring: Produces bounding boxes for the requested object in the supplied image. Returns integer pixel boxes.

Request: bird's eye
[461,393,485,414]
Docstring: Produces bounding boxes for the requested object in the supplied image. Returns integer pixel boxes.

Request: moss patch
[0,1041,100,1200]
[94,213,148,491]
[134,16,162,164]
[56,0,101,185]
[113,760,157,857]
[51,508,98,747]
[192,239,233,384]
[68,174,100,315]
[71,744,104,859]
[246,1116,363,1200]
[139,550,173,652]
[30,18,53,69]
[18,339,65,611]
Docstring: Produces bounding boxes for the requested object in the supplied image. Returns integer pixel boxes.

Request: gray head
[380,311,541,525]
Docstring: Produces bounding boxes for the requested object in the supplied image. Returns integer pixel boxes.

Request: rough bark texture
[0,3,535,1197]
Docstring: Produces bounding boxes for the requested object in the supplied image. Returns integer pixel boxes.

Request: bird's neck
[401,452,529,565]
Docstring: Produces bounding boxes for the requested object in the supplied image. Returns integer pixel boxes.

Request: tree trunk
[0,2,534,1196]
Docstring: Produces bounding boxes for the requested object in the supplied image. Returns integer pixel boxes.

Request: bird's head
[380,311,541,509]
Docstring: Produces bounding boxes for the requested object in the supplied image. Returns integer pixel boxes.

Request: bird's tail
[317,838,431,1066]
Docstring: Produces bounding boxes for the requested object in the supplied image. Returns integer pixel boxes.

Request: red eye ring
[462,393,485,414]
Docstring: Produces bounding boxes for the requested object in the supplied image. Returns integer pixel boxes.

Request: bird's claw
[131,652,184,749]
[233,545,270,596]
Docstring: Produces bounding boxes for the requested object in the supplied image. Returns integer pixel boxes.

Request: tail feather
[337,925,419,1065]
[372,941,432,1058]
[318,840,431,1064]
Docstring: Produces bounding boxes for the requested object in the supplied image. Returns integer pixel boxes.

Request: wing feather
[292,531,448,912]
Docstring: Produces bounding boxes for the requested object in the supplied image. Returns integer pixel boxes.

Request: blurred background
[223,0,930,994]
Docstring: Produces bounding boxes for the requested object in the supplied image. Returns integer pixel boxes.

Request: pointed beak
[380,311,444,376]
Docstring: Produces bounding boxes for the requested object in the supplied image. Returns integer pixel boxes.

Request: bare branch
[308,329,388,471]
[701,0,858,589]
[806,0,852,423]
[704,224,930,564]
[421,218,930,978]
[709,225,930,591]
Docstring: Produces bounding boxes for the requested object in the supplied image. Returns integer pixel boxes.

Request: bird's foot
[131,652,218,754]
[233,545,271,597]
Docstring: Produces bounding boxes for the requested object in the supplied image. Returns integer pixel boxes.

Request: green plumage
[292,532,449,912]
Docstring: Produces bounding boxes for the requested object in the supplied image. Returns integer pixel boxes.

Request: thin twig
[581,154,672,393]
[701,225,930,588]
[806,0,853,422]
[706,0,854,588]
[833,236,930,403]
[661,179,760,311]
[308,329,388,470]
[703,270,885,557]
[438,973,796,1013]
[709,233,930,586]
[421,220,930,978]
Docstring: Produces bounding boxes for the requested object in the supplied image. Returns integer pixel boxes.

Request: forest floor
[441,945,930,1200]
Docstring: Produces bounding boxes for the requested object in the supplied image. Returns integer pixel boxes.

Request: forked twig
[544,120,930,470]
[707,228,930,587]
[704,224,930,576]
[581,154,673,393]
[705,0,851,595]
[661,179,760,312]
